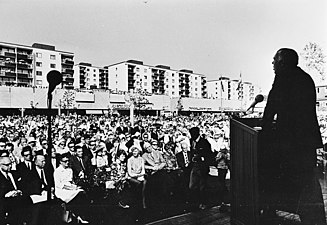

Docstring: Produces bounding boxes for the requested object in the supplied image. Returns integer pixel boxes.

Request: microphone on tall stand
[246,94,264,112]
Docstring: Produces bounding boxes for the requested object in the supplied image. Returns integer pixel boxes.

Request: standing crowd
[0,113,231,225]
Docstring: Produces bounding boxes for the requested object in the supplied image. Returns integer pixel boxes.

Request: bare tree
[301,42,326,81]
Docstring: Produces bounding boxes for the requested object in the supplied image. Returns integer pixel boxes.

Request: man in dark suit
[262,48,326,224]
[0,156,32,225]
[188,127,214,210]
[26,154,55,225]
[176,142,192,203]
[116,120,129,135]
[70,145,91,184]
[16,145,34,191]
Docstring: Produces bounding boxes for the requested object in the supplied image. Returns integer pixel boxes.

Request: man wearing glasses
[17,146,34,192]
[0,156,31,224]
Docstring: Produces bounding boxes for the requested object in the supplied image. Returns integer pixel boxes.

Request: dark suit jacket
[0,171,31,224]
[262,67,322,170]
[24,167,54,195]
[70,155,90,180]
[116,126,129,135]
[176,151,192,169]
[16,161,34,191]
[189,137,214,173]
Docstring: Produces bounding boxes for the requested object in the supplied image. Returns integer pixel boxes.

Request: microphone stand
[46,91,52,201]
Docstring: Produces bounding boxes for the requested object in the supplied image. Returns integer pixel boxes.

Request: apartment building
[73,62,108,89]
[0,42,74,88]
[105,60,209,98]
[207,77,261,104]
[105,60,152,94]
[33,43,74,89]
[0,42,33,87]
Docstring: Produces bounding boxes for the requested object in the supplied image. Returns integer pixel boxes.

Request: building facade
[207,77,261,108]
[105,61,208,98]
[0,42,75,88]
[73,62,107,89]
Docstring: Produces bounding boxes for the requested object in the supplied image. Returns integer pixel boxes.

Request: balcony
[64,84,74,89]
[18,73,32,79]
[5,62,16,68]
[17,63,33,69]
[4,52,16,58]
[62,68,74,74]
[62,58,74,65]
[65,76,74,82]
[17,53,33,61]
[5,71,16,78]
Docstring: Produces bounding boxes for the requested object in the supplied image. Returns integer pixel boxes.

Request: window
[136,67,139,72]
[93,74,96,77]
[144,82,147,86]
[36,71,42,76]
[36,62,42,67]
[166,85,169,88]
[36,80,42,85]
[172,91,175,95]
[172,73,174,77]
[195,77,198,80]
[195,88,198,91]
[50,55,56,60]
[93,79,96,82]
[50,64,56,68]
[172,85,175,89]
[144,69,147,73]
[172,79,175,83]
[36,53,42,58]
[144,75,147,79]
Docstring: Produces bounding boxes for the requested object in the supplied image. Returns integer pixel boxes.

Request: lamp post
[46,70,62,201]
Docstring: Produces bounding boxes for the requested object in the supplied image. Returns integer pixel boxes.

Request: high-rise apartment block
[74,62,108,89]
[0,41,261,101]
[105,60,208,98]
[207,77,261,103]
[0,42,74,88]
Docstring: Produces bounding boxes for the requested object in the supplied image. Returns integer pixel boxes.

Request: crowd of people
[0,113,232,225]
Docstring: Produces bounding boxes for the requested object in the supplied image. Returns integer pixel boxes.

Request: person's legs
[199,171,208,208]
[298,172,326,225]
[189,167,201,207]
[217,168,228,204]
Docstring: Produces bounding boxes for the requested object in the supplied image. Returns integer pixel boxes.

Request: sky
[0,0,326,93]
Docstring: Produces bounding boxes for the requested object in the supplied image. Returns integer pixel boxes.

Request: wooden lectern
[230,118,264,225]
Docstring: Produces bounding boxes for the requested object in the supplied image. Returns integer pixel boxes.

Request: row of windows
[36,53,56,60]
[36,62,56,68]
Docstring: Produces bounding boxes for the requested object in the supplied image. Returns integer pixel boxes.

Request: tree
[300,42,326,81]
[61,90,76,114]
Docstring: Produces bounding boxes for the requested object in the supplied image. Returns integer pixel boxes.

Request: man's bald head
[0,156,12,172]
[273,48,299,74]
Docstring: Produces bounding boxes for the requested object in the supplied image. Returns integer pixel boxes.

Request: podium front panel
[230,118,260,225]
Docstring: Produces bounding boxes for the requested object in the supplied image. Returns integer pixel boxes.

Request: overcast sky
[0,0,326,93]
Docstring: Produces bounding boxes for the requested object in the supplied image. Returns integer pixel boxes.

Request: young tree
[62,90,76,114]
[300,42,326,81]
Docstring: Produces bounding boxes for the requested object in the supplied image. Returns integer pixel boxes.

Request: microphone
[47,70,63,94]
[246,94,264,111]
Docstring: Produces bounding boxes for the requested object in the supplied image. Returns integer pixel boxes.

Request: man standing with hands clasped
[188,127,214,210]
[262,48,326,225]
